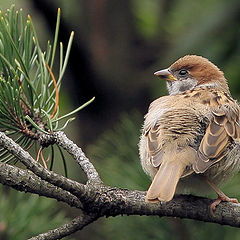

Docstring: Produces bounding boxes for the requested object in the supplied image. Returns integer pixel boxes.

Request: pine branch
[0,6,93,166]
[53,131,102,183]
[0,162,82,209]
[0,129,239,240]
[0,132,88,199]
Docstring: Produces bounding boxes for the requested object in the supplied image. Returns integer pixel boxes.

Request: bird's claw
[210,195,239,215]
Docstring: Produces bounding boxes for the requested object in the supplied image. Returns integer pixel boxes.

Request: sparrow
[139,55,240,210]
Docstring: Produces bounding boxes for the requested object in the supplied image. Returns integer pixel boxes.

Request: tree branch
[0,132,88,199]
[52,131,102,184]
[28,212,98,240]
[30,187,240,240]
[0,130,240,239]
[94,188,240,227]
[0,162,82,209]
[65,185,240,228]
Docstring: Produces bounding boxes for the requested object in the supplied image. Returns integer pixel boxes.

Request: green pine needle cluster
[0,5,94,164]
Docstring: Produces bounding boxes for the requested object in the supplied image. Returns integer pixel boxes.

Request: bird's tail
[146,147,195,202]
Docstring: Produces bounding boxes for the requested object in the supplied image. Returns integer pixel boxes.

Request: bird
[139,55,240,210]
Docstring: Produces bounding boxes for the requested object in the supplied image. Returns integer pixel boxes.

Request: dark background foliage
[1,0,240,239]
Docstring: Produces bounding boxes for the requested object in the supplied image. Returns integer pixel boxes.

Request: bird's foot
[204,177,239,214]
[210,193,238,214]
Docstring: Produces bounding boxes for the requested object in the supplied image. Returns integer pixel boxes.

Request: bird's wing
[193,89,240,173]
[145,124,164,168]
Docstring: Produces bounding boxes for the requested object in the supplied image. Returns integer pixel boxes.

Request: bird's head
[154,55,229,95]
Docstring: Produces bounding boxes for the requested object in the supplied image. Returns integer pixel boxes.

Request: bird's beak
[154,68,177,81]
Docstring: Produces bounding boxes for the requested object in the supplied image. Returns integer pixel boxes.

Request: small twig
[37,147,48,168]
[36,147,42,162]
[40,148,48,169]
[45,62,59,119]
[53,131,102,184]
[28,212,98,240]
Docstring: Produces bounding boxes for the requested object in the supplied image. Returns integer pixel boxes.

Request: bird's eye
[179,69,188,76]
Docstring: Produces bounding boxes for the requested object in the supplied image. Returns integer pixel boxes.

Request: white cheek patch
[167,78,198,95]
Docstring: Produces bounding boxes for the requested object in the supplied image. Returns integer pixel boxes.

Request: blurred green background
[1,0,240,239]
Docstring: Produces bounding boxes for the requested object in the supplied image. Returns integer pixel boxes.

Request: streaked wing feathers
[146,125,163,168]
[194,90,240,173]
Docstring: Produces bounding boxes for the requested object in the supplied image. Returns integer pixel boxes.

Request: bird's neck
[167,80,230,95]
[167,78,198,95]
